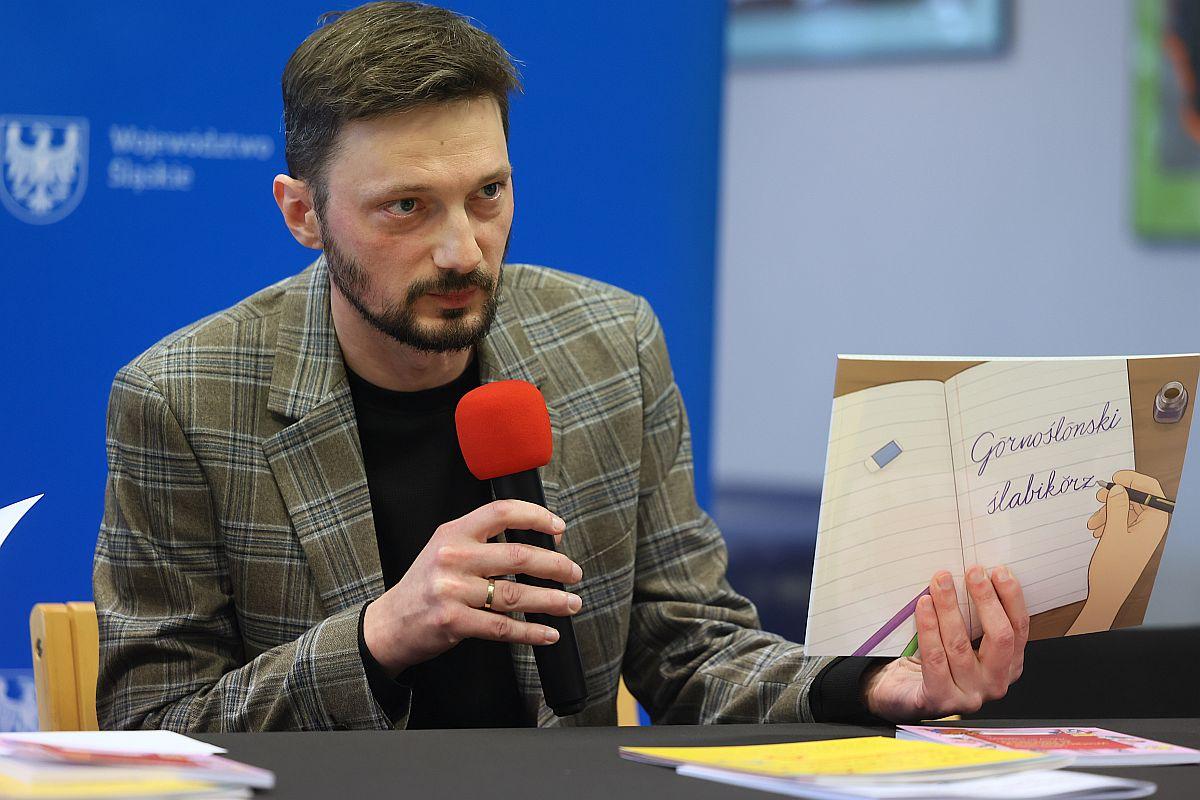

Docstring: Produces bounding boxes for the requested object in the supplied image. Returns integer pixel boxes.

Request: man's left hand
[861,564,1028,722]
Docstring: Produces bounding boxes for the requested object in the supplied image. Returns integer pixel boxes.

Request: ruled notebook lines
[806,357,1143,657]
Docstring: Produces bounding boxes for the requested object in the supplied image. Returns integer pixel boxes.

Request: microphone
[455,380,588,717]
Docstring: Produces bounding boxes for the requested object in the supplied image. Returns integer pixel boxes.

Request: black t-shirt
[347,356,529,728]
[345,356,875,727]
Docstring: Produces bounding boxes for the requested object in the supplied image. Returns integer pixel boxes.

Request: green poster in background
[1135,0,1200,238]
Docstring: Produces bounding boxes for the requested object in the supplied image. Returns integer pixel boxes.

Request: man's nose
[431,209,484,272]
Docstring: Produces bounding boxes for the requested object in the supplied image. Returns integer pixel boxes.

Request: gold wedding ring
[483,578,496,611]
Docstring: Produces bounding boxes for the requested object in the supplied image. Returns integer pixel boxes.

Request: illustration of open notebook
[804,355,1199,657]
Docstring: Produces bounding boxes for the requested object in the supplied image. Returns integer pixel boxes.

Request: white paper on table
[0,730,226,756]
[0,494,41,550]
[676,766,1156,800]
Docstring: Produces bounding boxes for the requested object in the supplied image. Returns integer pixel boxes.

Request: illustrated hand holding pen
[1093,479,1175,514]
[1088,471,1172,539]
[1068,470,1172,634]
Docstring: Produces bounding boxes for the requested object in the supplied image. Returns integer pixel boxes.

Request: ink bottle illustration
[1153,381,1188,423]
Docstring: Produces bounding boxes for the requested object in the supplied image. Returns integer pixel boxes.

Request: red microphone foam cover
[455,380,553,480]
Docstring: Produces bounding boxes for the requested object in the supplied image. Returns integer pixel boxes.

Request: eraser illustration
[865,440,902,472]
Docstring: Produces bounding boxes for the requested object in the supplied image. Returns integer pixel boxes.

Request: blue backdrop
[0,2,725,671]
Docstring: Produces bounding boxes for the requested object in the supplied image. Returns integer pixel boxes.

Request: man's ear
[273,174,323,249]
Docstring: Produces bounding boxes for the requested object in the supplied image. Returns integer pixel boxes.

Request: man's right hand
[362,499,584,677]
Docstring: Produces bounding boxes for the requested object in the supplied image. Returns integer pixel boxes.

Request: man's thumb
[1105,483,1130,534]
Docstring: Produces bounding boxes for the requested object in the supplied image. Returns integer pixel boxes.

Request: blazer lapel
[478,296,572,726]
[260,259,567,723]
[263,258,384,616]
[477,298,558,506]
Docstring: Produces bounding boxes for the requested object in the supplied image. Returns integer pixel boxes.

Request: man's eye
[388,198,418,214]
[478,182,501,199]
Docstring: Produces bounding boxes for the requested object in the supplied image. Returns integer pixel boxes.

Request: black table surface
[197,719,1200,799]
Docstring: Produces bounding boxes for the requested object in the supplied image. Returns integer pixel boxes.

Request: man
[94,1,1028,731]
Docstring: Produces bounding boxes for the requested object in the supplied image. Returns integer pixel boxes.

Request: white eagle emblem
[0,115,88,225]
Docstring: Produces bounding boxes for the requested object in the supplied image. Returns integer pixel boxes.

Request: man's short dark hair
[282,1,521,208]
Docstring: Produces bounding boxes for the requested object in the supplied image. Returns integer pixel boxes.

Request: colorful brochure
[805,355,1199,657]
[675,766,1155,800]
[0,730,272,798]
[619,736,1069,783]
[896,725,1200,767]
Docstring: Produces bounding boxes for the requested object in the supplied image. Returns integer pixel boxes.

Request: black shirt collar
[345,353,480,414]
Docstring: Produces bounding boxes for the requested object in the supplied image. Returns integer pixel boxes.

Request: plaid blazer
[94,258,832,731]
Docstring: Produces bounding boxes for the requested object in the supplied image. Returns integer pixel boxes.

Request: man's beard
[324,235,504,354]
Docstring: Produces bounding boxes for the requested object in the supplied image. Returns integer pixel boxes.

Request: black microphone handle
[490,469,588,717]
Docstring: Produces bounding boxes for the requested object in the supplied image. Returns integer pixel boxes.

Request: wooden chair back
[29,601,99,731]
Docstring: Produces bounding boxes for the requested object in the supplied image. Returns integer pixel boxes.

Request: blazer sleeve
[93,362,403,731]
[621,297,839,723]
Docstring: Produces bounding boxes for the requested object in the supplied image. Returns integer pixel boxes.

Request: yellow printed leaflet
[619,736,1054,782]
[0,773,226,798]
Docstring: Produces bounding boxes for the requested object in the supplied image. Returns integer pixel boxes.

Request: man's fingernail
[552,515,566,532]
[571,564,583,582]
[937,573,954,591]
[967,566,985,585]
[994,565,1011,583]
[544,627,559,643]
[566,593,582,612]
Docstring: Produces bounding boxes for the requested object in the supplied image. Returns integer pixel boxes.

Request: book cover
[804,355,1199,657]
[619,736,1066,782]
[0,731,273,792]
[674,765,1155,799]
[896,725,1200,767]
